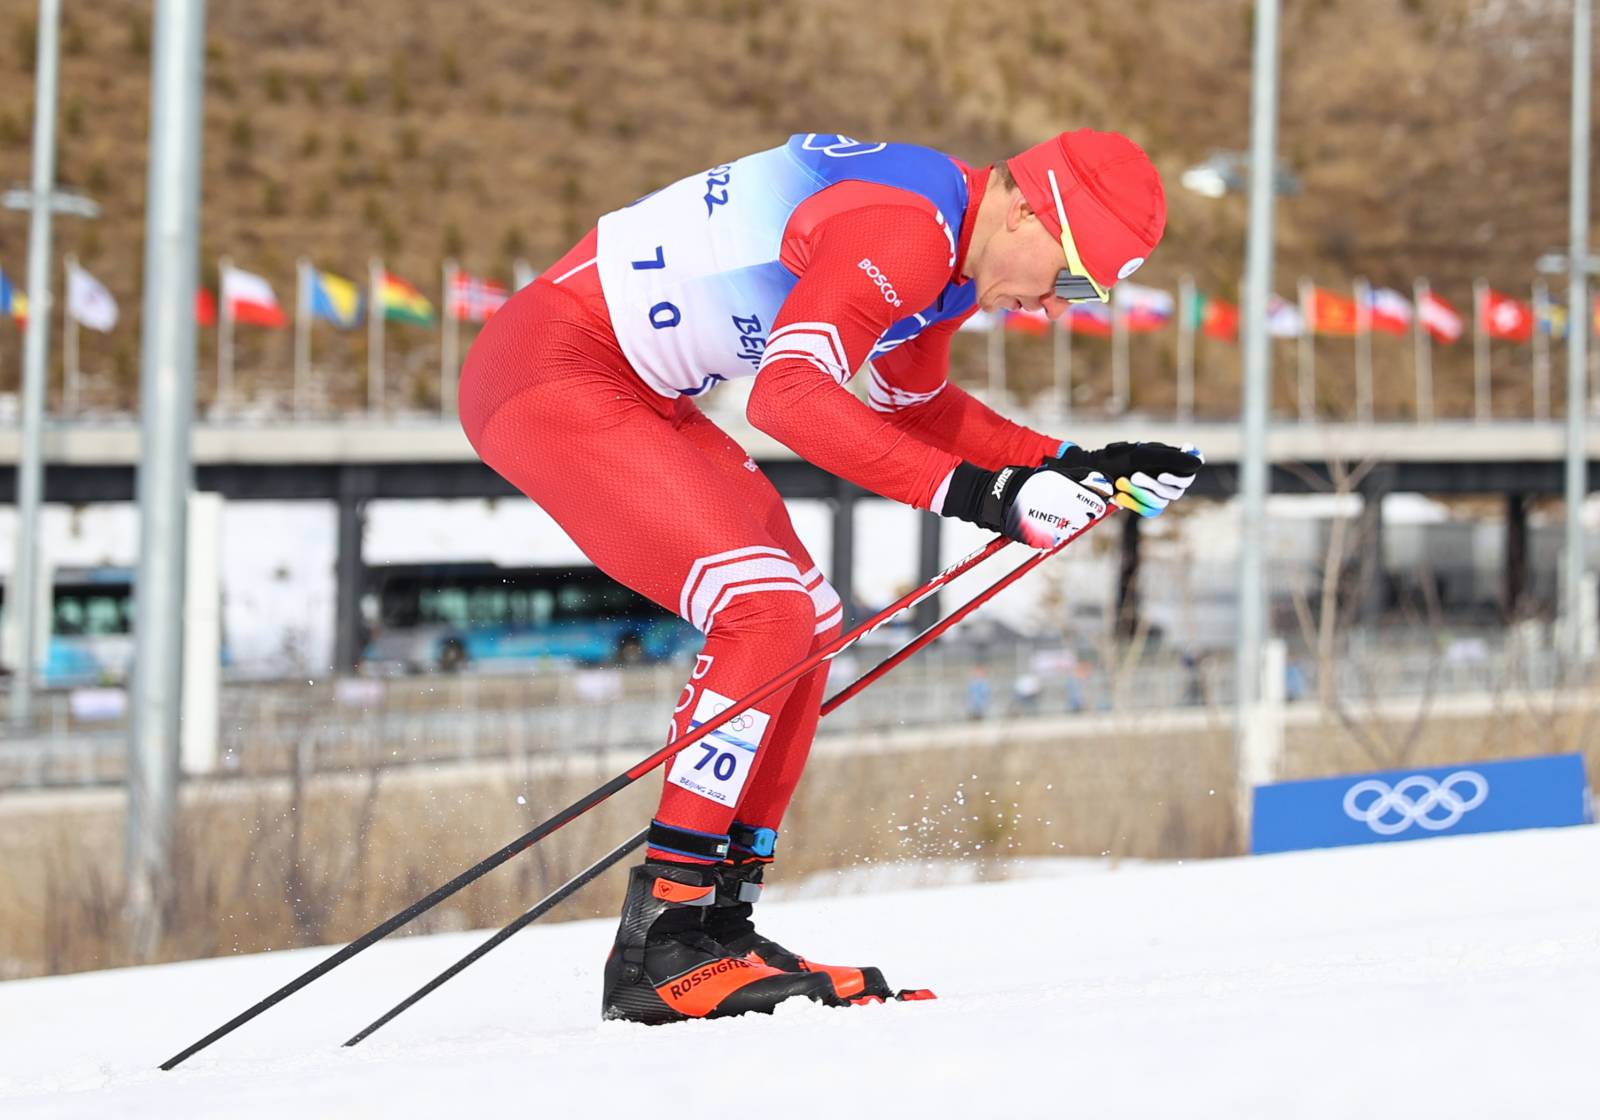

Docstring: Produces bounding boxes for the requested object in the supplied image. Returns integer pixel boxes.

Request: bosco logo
[800,133,888,158]
[857,258,903,308]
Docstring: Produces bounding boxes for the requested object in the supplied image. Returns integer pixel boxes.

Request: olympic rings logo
[1342,771,1490,836]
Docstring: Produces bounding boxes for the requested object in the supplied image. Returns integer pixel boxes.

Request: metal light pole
[127,0,205,958]
[7,0,61,730]
[1564,0,1592,667]
[1237,0,1281,747]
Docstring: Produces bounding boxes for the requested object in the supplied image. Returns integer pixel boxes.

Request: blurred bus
[0,566,137,687]
[360,562,701,674]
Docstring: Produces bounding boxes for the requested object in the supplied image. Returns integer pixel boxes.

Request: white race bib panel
[594,134,976,401]
[667,689,772,807]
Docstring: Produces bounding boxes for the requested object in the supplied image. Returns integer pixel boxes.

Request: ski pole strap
[647,820,730,862]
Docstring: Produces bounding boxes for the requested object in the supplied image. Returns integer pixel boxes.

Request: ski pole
[160,533,1011,1070]
[341,509,1111,1047]
[820,509,1113,715]
[341,827,647,1048]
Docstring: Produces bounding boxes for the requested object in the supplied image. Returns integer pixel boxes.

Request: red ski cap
[1006,130,1166,292]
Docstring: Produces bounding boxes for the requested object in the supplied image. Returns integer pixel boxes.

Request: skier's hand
[940,460,1114,549]
[1054,441,1204,518]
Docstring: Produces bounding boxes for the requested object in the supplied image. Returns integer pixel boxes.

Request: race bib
[667,689,770,807]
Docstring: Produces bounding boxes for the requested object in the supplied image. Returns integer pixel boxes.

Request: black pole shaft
[342,828,647,1047]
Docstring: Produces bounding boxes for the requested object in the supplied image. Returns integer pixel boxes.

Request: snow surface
[2,825,1597,1119]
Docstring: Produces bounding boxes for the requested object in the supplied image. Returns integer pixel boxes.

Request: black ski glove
[1053,441,1205,518]
[940,460,1113,548]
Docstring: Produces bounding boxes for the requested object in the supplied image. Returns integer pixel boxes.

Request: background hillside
[0,0,1585,418]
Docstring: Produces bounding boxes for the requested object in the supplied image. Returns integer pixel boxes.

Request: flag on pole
[1419,289,1463,343]
[1478,287,1533,342]
[1307,286,1359,335]
[1266,294,1303,337]
[1188,292,1239,341]
[1002,309,1051,335]
[1536,298,1568,341]
[1113,281,1177,329]
[221,265,288,328]
[0,267,24,327]
[195,288,217,327]
[310,268,363,328]
[1362,287,1412,335]
[449,271,509,323]
[378,271,434,325]
[66,262,118,332]
[1067,303,1113,336]
[1116,283,1174,332]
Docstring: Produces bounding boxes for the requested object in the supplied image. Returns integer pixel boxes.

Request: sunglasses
[1048,168,1110,304]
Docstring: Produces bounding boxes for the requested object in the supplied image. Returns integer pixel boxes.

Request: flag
[958,308,999,332]
[1003,308,1051,335]
[310,268,363,328]
[222,265,288,328]
[379,271,434,325]
[66,262,118,332]
[1189,293,1239,342]
[1067,302,1113,336]
[1117,283,1174,332]
[1266,295,1303,338]
[1419,290,1462,343]
[1479,288,1533,342]
[449,271,509,323]
[1537,299,1568,341]
[0,267,24,327]
[1308,286,1359,335]
[195,288,217,327]
[1363,287,1412,336]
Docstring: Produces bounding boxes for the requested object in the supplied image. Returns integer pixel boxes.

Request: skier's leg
[670,406,899,1000]
[670,402,841,834]
[461,286,836,1021]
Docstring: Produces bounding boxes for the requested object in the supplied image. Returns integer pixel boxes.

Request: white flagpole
[1354,277,1373,424]
[1297,277,1314,422]
[1110,288,1129,414]
[1413,279,1433,425]
[1473,278,1489,423]
[218,254,233,414]
[1176,275,1195,423]
[441,259,459,417]
[63,253,78,415]
[368,256,384,413]
[294,257,310,419]
[1532,278,1550,421]
[987,319,1005,405]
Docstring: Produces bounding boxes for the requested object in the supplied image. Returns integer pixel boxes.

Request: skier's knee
[710,586,817,661]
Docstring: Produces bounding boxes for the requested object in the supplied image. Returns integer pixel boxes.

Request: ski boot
[601,857,835,1025]
[706,825,936,1005]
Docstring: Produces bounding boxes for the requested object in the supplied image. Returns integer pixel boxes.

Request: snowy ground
[2,826,1597,1119]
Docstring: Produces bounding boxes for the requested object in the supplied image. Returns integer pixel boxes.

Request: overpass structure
[3,413,1597,667]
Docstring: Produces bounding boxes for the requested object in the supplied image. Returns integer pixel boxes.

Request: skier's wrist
[940,461,1026,531]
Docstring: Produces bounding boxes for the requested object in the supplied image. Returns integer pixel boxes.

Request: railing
[0,636,1573,791]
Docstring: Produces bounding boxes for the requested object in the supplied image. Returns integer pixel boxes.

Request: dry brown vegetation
[4,690,1598,981]
[0,0,1583,416]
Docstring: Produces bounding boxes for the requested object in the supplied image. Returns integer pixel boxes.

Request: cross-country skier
[458,130,1203,1025]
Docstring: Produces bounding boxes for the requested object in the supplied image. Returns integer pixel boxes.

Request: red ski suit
[459,160,1060,862]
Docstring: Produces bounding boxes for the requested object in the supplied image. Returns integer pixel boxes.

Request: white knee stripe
[814,605,844,634]
[682,547,809,634]
[797,565,842,620]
